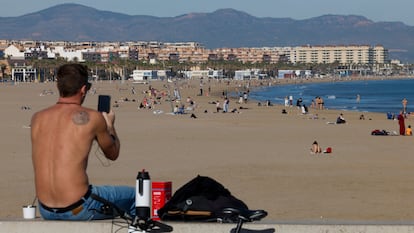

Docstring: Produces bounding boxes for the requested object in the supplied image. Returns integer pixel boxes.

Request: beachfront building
[235,70,255,80]
[289,45,388,65]
[181,69,225,79]
[12,66,37,82]
[277,70,313,79]
[234,69,269,80]
[182,70,209,79]
[130,70,158,82]
[373,45,388,64]
[208,70,225,79]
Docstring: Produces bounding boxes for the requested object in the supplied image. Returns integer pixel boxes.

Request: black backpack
[157,175,249,222]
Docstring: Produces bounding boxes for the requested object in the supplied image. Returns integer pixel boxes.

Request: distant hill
[1,3,414,62]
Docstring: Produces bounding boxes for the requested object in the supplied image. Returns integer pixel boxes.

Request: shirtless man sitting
[31,63,135,220]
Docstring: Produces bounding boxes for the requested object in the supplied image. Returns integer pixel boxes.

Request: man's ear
[80,85,87,96]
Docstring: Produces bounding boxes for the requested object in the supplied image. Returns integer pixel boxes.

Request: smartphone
[98,95,111,113]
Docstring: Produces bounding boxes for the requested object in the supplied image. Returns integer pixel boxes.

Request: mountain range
[1,3,414,62]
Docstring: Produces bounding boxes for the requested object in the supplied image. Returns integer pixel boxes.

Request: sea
[249,78,414,114]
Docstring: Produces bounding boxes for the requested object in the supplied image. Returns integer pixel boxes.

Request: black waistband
[39,185,92,213]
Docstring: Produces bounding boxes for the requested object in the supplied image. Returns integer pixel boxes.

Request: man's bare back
[31,103,106,207]
[31,63,129,220]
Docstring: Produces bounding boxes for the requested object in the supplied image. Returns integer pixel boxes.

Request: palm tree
[0,64,6,82]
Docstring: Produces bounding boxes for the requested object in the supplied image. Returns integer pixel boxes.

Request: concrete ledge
[2,219,414,233]
[0,219,113,233]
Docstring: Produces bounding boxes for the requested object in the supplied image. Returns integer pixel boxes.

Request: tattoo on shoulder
[72,111,90,125]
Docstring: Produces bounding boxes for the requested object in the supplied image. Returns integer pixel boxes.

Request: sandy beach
[1,77,413,223]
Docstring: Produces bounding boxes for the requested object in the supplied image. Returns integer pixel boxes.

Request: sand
[1,78,413,223]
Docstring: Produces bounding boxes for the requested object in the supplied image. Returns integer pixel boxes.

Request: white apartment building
[287,45,387,64]
[52,46,85,62]
[4,45,25,59]
[373,45,387,64]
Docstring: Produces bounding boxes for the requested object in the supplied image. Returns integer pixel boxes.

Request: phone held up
[98,95,111,113]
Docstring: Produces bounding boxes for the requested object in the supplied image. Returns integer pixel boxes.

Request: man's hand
[102,110,115,130]
[100,110,120,160]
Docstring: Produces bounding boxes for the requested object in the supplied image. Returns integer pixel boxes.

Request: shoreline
[243,76,414,115]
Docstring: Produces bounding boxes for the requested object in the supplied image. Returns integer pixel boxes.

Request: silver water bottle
[136,170,151,221]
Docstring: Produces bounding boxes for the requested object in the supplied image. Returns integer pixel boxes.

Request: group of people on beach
[397,110,412,136]
[397,98,412,136]
[284,95,324,115]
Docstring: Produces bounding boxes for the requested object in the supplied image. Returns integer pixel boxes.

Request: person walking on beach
[223,97,229,113]
[398,111,406,135]
[31,63,135,220]
[402,98,408,113]
[243,91,248,103]
[284,96,289,107]
[199,81,203,96]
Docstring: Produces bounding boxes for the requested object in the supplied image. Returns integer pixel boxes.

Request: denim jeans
[39,185,135,220]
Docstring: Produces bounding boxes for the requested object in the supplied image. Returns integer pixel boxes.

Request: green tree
[0,64,6,82]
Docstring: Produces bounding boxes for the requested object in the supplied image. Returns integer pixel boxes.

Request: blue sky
[1,0,414,26]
